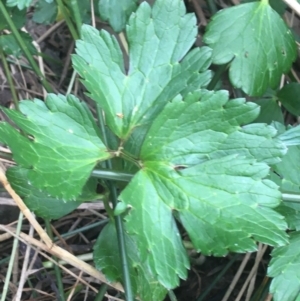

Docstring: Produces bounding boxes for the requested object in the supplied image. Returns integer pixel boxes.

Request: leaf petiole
[282,193,300,203]
[91,169,133,182]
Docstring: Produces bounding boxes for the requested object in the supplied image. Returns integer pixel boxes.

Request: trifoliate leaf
[203,1,297,96]
[98,0,138,32]
[94,222,167,301]
[269,232,300,301]
[73,0,212,139]
[7,166,102,220]
[277,83,300,116]
[119,90,288,289]
[0,94,111,200]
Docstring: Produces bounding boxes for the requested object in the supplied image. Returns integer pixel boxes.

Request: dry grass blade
[235,244,269,301]
[0,162,53,248]
[0,163,124,294]
[283,0,300,16]
[221,252,252,301]
[14,223,35,300]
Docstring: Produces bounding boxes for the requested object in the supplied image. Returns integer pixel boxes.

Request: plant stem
[168,290,178,301]
[69,0,82,35]
[91,168,134,182]
[96,105,134,301]
[0,2,53,93]
[53,219,108,241]
[66,70,77,95]
[282,193,300,202]
[206,63,229,91]
[102,193,115,221]
[109,182,134,300]
[94,284,108,301]
[45,220,66,301]
[55,0,79,40]
[0,49,19,110]
[0,148,133,181]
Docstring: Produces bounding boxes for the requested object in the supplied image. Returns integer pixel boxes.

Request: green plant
[2,0,300,300]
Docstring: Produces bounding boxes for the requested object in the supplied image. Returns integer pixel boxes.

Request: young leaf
[203,1,296,96]
[277,83,300,116]
[7,166,102,220]
[0,94,111,200]
[94,222,167,301]
[119,90,288,289]
[268,232,300,301]
[98,0,138,32]
[72,0,212,139]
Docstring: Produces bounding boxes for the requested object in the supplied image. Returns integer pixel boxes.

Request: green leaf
[94,222,167,301]
[7,166,102,220]
[114,201,128,216]
[0,5,26,30]
[278,125,300,146]
[33,0,57,24]
[269,0,287,15]
[272,143,300,230]
[141,90,285,165]
[203,1,297,96]
[276,202,300,231]
[6,0,32,9]
[98,0,138,32]
[73,0,212,139]
[241,0,287,15]
[277,83,300,116]
[119,90,288,289]
[0,94,111,200]
[273,145,300,193]
[0,32,37,57]
[253,98,283,124]
[269,231,300,301]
